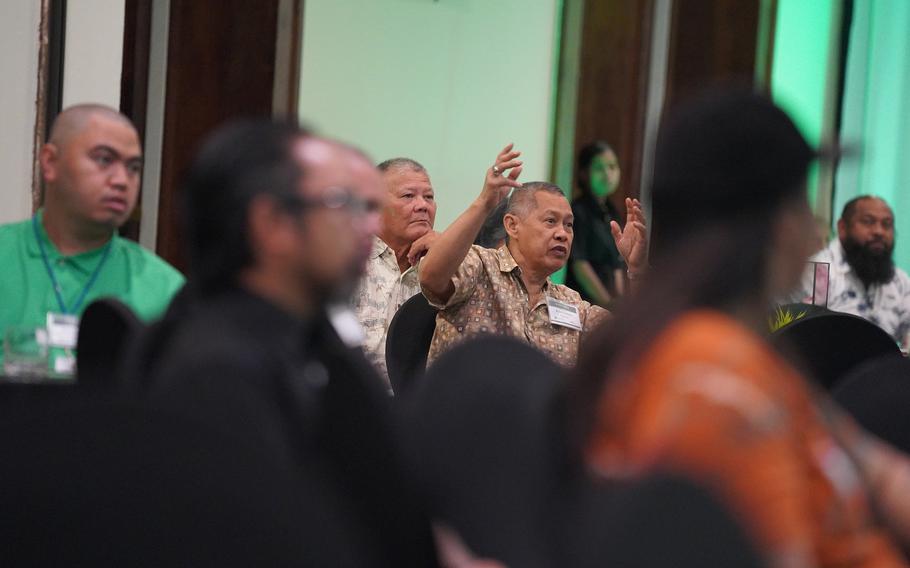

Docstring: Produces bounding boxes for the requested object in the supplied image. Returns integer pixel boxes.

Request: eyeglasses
[281,186,379,217]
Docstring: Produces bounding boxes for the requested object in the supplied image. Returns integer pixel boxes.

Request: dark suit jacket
[130,286,438,567]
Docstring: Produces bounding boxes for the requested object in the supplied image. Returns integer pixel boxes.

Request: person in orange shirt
[572,89,910,567]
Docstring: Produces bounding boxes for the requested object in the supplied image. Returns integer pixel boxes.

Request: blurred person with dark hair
[0,104,183,371]
[474,197,509,249]
[793,195,910,347]
[573,90,910,567]
[566,141,635,307]
[352,157,438,384]
[419,144,647,367]
[140,120,437,567]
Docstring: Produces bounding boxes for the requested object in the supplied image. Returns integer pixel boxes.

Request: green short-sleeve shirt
[0,212,185,364]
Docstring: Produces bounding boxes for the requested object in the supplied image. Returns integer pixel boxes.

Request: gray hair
[377,157,427,174]
[505,181,566,219]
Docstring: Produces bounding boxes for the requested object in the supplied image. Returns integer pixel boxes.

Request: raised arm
[419,144,523,303]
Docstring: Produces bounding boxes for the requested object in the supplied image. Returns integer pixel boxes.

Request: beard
[842,234,895,287]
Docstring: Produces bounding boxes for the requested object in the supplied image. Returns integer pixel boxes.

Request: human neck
[507,243,550,302]
[41,204,113,256]
[238,269,315,320]
[379,232,414,273]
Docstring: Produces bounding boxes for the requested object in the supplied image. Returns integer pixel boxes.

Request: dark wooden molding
[119,0,153,241]
[155,0,283,271]
[272,0,304,118]
[574,0,655,212]
[120,0,152,140]
[33,0,67,211]
[663,0,762,111]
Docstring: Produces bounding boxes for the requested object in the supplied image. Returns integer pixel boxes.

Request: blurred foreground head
[649,88,822,303]
[182,119,383,310]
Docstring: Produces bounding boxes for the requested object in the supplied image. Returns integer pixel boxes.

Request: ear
[247,195,297,260]
[837,217,847,241]
[39,143,59,185]
[503,213,520,241]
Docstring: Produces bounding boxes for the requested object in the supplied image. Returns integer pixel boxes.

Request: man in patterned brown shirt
[419,144,648,366]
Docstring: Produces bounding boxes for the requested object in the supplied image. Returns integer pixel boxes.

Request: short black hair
[840,195,889,224]
[182,118,309,292]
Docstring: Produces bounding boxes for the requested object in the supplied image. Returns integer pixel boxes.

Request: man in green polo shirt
[0,104,184,373]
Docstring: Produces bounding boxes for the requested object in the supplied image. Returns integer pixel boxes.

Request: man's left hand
[611,197,648,274]
[408,230,439,266]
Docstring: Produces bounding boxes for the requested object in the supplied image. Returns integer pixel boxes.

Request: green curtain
[835,0,910,272]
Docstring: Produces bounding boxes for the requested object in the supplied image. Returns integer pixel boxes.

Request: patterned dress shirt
[352,236,421,384]
[792,239,910,346]
[422,245,609,366]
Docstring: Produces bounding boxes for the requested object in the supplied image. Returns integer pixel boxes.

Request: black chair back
[385,293,437,394]
[399,336,565,568]
[76,297,142,390]
[0,399,376,566]
[771,305,901,390]
[566,475,763,568]
[833,354,910,453]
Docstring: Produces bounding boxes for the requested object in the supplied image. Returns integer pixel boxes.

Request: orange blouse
[587,310,906,567]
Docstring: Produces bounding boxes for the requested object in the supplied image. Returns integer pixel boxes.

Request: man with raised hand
[419,144,647,366]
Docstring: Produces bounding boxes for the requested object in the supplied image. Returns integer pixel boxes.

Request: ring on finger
[492,165,502,176]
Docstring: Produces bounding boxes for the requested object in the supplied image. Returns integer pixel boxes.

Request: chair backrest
[771,306,901,390]
[833,354,910,453]
[399,336,566,568]
[385,293,438,394]
[76,297,142,390]
[565,475,763,568]
[0,399,376,566]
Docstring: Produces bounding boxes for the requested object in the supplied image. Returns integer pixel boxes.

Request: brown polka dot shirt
[422,245,609,367]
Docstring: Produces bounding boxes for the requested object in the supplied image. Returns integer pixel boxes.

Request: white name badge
[54,353,76,375]
[546,296,582,331]
[327,305,367,348]
[46,312,79,349]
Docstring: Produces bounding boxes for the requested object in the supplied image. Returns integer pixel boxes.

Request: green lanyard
[33,214,113,315]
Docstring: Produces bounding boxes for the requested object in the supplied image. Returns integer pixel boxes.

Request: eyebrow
[90,144,143,162]
[540,209,571,217]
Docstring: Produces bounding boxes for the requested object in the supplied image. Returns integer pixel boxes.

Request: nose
[554,226,568,242]
[413,196,429,212]
[109,162,130,190]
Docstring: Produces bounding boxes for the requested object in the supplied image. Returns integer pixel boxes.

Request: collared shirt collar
[369,235,392,260]
[496,245,552,291]
[27,209,118,273]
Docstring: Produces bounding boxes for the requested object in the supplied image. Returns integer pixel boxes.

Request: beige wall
[0,1,125,225]
[299,0,561,230]
[62,0,125,109]
[0,3,41,223]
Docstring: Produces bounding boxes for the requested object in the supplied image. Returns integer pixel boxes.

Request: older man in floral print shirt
[351,157,439,385]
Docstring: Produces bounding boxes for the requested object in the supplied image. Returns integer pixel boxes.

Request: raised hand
[611,197,649,274]
[480,143,523,208]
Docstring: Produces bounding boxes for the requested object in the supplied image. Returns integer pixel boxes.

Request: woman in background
[567,142,627,307]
